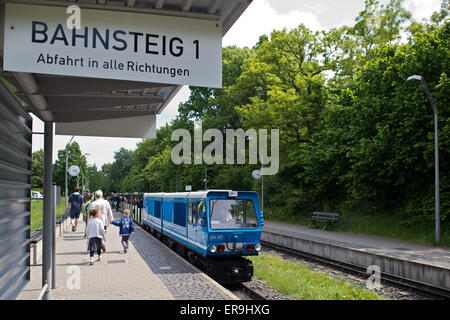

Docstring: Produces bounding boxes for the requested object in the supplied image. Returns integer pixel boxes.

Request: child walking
[86,208,106,265]
[111,209,134,253]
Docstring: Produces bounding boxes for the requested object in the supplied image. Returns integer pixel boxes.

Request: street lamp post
[65,136,75,217]
[204,165,208,190]
[194,155,207,190]
[247,136,263,211]
[252,168,264,213]
[261,167,264,212]
[407,75,440,245]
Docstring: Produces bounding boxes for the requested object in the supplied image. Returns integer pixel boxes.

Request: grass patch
[264,208,450,247]
[336,214,450,247]
[30,197,67,232]
[248,252,381,300]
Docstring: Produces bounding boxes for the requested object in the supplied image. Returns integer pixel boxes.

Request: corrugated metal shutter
[0,80,32,300]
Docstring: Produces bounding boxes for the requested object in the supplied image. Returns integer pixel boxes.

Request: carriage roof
[143,190,257,199]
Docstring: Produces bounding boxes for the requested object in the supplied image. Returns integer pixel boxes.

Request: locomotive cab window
[209,199,258,230]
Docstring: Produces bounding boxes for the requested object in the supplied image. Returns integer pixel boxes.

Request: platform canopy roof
[0,0,252,138]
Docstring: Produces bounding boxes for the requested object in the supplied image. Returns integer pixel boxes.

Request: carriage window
[154,201,161,219]
[188,201,193,223]
[197,200,206,226]
[174,203,186,227]
[209,199,258,230]
[192,201,199,225]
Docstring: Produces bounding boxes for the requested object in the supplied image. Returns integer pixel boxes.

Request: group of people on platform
[67,187,134,265]
[109,192,129,211]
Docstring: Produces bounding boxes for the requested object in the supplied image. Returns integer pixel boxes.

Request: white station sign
[3,3,222,88]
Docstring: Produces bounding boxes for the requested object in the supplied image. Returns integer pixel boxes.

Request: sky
[31,0,443,168]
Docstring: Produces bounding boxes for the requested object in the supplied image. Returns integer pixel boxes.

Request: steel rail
[261,240,450,300]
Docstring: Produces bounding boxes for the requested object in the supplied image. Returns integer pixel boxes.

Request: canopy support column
[42,122,53,299]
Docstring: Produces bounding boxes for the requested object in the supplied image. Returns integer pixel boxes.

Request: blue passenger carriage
[142,190,263,283]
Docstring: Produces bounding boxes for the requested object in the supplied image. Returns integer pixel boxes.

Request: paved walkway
[18,210,237,300]
[263,221,450,269]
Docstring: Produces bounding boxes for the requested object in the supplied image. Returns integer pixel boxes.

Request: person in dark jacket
[110,192,116,208]
[111,209,134,253]
[115,194,121,210]
[68,187,84,232]
[117,195,124,210]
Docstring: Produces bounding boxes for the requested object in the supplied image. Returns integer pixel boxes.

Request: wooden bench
[307,212,340,231]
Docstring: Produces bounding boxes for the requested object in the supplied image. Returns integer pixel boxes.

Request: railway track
[225,283,268,300]
[128,211,449,300]
[261,240,450,300]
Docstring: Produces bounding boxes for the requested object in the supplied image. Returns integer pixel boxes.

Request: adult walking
[90,190,113,251]
[68,187,84,232]
[115,194,122,211]
[83,189,94,238]
[83,189,92,206]
[110,192,116,208]
[83,190,92,219]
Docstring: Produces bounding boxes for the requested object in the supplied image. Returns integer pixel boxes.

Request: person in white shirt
[90,190,113,252]
[86,208,105,265]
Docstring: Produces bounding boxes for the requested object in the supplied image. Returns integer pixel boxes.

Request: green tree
[103,148,134,192]
[306,20,449,221]
[31,149,44,188]
[53,142,87,194]
[232,25,334,211]
[86,164,107,192]
[330,0,412,83]
[431,0,449,25]
[101,163,113,192]
[236,25,335,150]
[178,46,253,131]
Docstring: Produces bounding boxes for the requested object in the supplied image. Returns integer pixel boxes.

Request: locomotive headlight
[255,243,262,252]
[209,245,217,253]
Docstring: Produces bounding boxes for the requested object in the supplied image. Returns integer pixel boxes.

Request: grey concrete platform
[17,211,238,300]
[262,221,450,290]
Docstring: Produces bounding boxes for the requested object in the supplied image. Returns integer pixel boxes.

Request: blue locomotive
[142,190,263,283]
